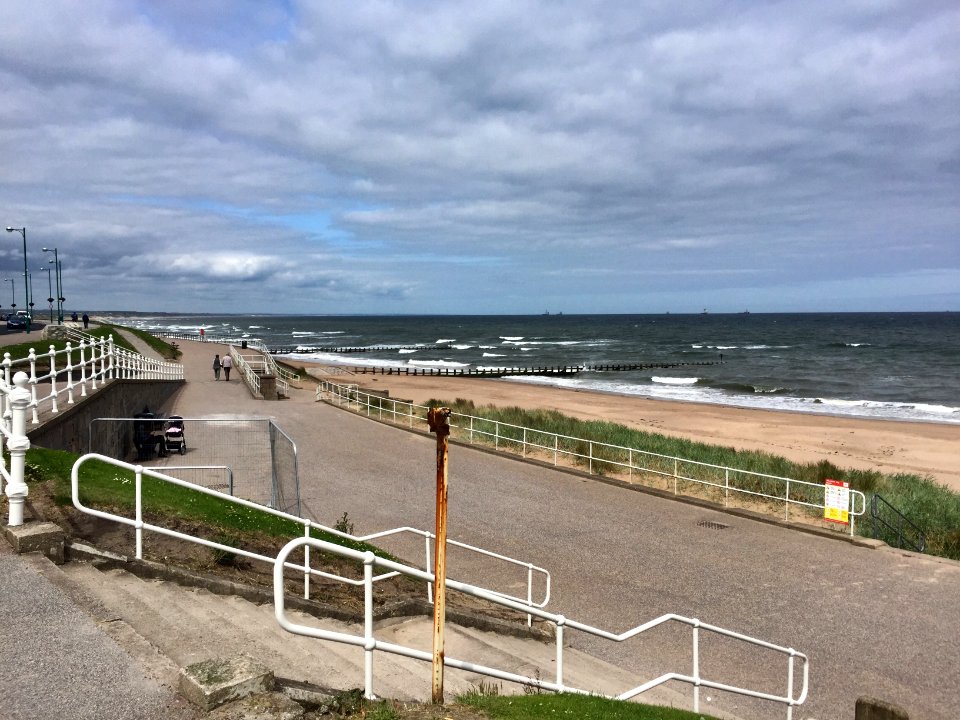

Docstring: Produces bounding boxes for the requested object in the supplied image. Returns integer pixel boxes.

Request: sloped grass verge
[25,446,383,561]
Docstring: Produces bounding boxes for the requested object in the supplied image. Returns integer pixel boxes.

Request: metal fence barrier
[88,417,298,514]
[316,381,867,536]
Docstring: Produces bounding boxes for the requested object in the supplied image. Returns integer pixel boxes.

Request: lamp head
[5,227,13,232]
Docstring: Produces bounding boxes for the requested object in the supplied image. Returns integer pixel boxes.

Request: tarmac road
[157,338,960,720]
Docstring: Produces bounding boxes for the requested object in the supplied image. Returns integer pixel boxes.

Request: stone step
[58,559,742,715]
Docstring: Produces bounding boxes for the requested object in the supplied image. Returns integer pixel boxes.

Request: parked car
[6,311,30,330]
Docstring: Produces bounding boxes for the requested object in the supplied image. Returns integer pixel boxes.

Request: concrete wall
[27,379,184,458]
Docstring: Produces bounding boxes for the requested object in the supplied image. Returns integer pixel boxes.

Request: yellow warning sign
[824,478,850,524]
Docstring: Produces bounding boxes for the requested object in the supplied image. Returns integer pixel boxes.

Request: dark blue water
[111,312,960,424]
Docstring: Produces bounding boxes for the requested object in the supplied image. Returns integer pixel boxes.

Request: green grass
[459,690,722,720]
[25,445,384,559]
[424,398,960,561]
[1,325,136,364]
[100,322,181,360]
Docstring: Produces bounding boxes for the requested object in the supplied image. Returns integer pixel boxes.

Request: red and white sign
[824,478,850,524]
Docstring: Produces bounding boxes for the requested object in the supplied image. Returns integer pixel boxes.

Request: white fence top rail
[317,380,868,536]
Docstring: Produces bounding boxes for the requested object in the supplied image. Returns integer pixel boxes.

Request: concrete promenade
[1,329,958,719]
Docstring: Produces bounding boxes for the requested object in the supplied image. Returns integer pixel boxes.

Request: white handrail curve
[70,453,549,611]
[274,535,809,716]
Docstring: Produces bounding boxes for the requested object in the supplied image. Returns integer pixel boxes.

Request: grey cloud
[0,0,957,313]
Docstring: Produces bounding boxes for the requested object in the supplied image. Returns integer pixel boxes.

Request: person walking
[221,353,233,381]
[212,353,221,380]
[82,313,89,329]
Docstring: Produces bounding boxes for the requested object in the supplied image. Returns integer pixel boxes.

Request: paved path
[161,338,960,720]
[0,542,198,720]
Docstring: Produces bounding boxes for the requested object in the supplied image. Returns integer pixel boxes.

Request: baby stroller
[164,416,187,455]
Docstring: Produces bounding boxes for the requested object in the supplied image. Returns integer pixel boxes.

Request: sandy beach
[302,362,960,491]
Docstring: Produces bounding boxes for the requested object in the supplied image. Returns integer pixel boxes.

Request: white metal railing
[230,346,262,398]
[158,331,300,392]
[70,453,549,612]
[274,536,809,717]
[2,334,183,425]
[317,381,868,536]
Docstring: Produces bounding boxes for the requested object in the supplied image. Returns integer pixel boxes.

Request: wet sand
[299,362,960,490]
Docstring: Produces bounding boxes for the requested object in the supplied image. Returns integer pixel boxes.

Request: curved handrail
[274,535,809,714]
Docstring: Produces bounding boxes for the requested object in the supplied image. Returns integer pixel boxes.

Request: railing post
[724,468,729,507]
[65,342,75,405]
[5,372,32,526]
[78,340,88,397]
[107,335,116,379]
[303,522,312,600]
[673,458,678,494]
[363,552,376,700]
[589,442,593,475]
[555,616,565,692]
[785,479,791,522]
[50,345,60,413]
[27,348,39,424]
[134,466,144,559]
[692,620,700,713]
[522,427,527,458]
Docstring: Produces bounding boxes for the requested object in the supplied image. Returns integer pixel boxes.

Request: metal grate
[697,520,730,530]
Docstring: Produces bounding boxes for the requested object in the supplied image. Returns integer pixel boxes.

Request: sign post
[427,406,451,704]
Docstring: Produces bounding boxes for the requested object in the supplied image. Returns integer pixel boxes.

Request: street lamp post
[42,247,63,324]
[5,227,30,332]
[39,266,53,323]
[4,278,15,308]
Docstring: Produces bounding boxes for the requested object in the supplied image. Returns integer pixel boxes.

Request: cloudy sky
[1,1,957,315]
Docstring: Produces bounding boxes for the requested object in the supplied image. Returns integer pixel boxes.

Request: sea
[106,312,960,425]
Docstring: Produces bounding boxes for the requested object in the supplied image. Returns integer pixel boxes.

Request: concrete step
[58,559,742,715]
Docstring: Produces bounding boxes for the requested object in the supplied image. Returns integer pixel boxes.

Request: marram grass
[426,398,960,560]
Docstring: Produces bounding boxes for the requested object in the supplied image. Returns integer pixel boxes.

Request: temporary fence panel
[88,417,294,512]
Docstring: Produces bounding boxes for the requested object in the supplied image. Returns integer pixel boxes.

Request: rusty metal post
[427,406,451,704]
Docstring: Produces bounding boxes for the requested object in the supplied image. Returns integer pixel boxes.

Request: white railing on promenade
[158,331,300,392]
[274,536,809,717]
[70,453,549,613]
[317,381,868,536]
[2,333,183,427]
[0,372,32,526]
[230,346,263,398]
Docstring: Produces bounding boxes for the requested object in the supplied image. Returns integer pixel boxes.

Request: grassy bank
[343,689,723,720]
[425,398,960,560]
[2,324,136,361]
[102,321,181,359]
[25,445,380,559]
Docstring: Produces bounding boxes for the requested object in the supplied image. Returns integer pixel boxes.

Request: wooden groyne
[265,342,722,377]
[347,360,719,378]
[270,344,452,354]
